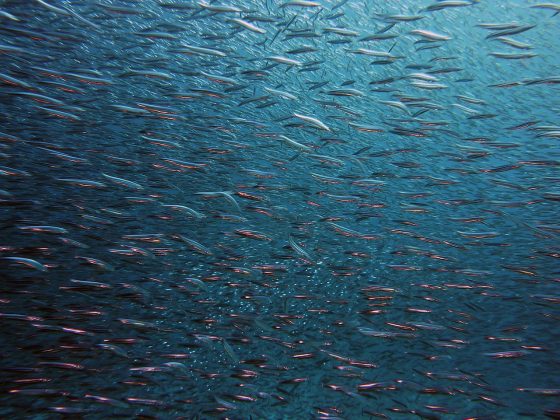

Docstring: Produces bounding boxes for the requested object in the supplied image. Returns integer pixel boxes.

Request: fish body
[293,113,331,131]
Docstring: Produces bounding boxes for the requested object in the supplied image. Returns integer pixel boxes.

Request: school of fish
[0,0,559,418]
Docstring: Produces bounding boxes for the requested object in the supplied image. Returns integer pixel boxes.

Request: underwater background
[0,0,559,418]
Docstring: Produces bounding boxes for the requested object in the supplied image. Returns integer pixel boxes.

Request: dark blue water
[0,0,559,418]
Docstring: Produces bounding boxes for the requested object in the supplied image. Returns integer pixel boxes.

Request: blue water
[0,0,559,418]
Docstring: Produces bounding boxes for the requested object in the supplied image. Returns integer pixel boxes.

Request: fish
[198,2,243,13]
[266,56,303,66]
[423,1,477,12]
[229,18,266,34]
[0,0,557,419]
[489,52,537,59]
[288,235,314,262]
[531,3,560,15]
[161,204,205,219]
[485,24,536,39]
[278,134,313,152]
[293,113,331,131]
[171,234,213,255]
[101,173,144,190]
[493,37,533,50]
[280,1,322,8]
[263,87,298,100]
[1,257,48,272]
[409,30,452,41]
[175,44,227,57]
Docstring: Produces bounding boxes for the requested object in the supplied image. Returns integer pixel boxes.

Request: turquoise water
[0,0,559,418]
